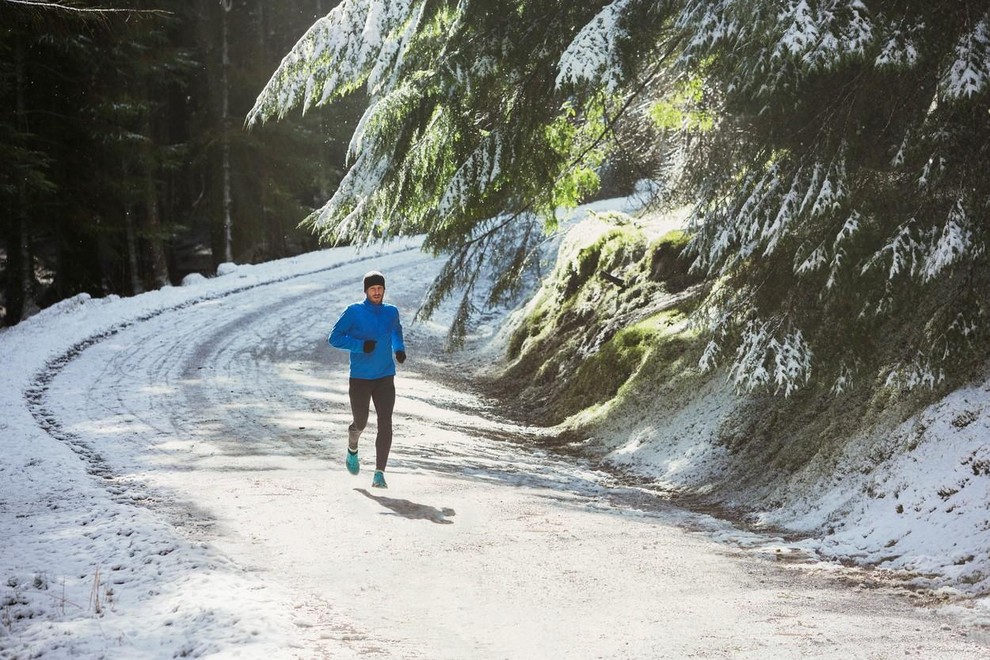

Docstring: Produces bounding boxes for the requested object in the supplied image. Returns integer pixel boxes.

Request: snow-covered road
[6,242,988,658]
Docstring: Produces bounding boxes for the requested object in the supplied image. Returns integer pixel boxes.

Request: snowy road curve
[29,247,990,658]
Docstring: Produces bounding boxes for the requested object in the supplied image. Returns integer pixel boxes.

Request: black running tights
[348,376,395,471]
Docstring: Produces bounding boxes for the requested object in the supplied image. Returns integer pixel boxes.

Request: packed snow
[2,199,989,658]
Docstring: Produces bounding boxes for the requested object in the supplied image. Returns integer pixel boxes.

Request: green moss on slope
[489,213,707,426]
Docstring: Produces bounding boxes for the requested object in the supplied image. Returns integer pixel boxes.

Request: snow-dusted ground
[2,204,989,657]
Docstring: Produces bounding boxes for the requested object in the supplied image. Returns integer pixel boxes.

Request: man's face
[366,284,385,304]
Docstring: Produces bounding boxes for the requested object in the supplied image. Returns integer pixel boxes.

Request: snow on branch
[795,243,827,276]
[728,317,813,396]
[677,0,743,59]
[774,0,873,70]
[809,152,848,218]
[884,353,945,390]
[734,164,783,256]
[941,15,990,99]
[366,0,427,96]
[761,169,803,256]
[874,24,920,69]
[830,362,856,395]
[775,0,821,60]
[886,309,985,390]
[824,211,860,289]
[246,0,418,127]
[921,199,974,282]
[863,220,921,281]
[307,149,391,244]
[556,0,633,94]
[346,79,422,162]
[859,199,974,285]
[703,150,851,271]
[438,133,504,217]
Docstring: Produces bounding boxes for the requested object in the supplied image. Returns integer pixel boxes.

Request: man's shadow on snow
[354,488,456,525]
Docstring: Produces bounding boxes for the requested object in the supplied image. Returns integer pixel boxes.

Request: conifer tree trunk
[124,204,144,295]
[9,32,34,322]
[141,109,169,289]
[13,184,33,322]
[220,0,234,263]
[143,173,169,288]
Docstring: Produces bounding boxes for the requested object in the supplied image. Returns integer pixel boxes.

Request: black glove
[395,350,406,364]
[362,340,376,353]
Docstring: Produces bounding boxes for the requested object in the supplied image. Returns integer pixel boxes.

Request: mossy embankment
[484,211,709,430]
[478,210,990,595]
[483,210,940,503]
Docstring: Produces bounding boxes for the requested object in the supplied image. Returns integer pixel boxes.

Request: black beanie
[363,271,385,291]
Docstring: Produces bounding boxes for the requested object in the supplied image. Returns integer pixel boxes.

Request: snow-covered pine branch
[677,0,745,61]
[874,22,920,69]
[921,199,974,283]
[824,211,860,290]
[862,221,919,281]
[941,14,990,99]
[250,0,990,382]
[306,149,392,245]
[245,0,418,127]
[774,0,873,70]
[556,0,633,95]
[438,133,504,218]
[680,2,990,393]
[727,317,812,396]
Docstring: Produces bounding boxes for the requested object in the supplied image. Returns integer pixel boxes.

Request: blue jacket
[328,299,405,379]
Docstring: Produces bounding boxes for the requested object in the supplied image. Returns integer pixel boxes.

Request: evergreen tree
[0,1,343,325]
[194,0,340,265]
[0,3,95,321]
[248,0,655,340]
[78,0,193,295]
[0,10,56,322]
[676,0,990,394]
[251,0,990,390]
[0,2,189,316]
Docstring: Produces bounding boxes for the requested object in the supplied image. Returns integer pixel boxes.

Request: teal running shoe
[346,449,360,475]
[372,470,388,489]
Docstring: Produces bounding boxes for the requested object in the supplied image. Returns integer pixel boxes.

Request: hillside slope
[485,210,990,609]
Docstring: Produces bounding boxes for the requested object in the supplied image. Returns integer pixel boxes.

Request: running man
[328,271,406,488]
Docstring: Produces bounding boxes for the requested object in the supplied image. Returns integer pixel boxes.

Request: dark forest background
[1,0,353,326]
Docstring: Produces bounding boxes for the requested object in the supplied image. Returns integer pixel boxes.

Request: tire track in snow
[24,248,444,657]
